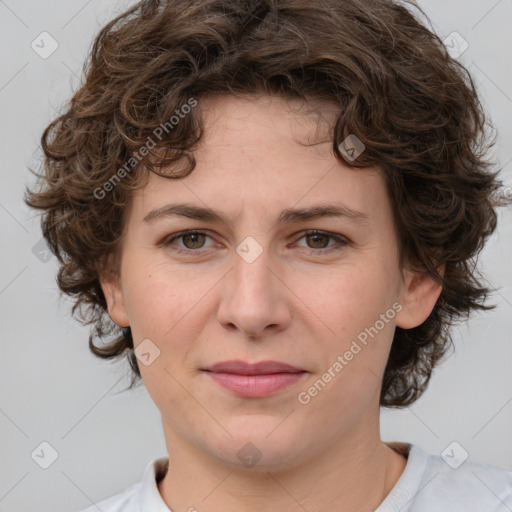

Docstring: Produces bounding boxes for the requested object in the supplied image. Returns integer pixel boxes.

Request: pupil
[186,233,203,248]
[309,233,327,248]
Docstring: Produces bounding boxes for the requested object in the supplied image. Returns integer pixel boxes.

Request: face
[102,94,441,471]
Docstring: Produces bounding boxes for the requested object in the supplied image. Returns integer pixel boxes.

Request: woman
[25,0,512,510]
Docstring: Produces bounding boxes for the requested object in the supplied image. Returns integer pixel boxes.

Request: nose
[216,242,292,339]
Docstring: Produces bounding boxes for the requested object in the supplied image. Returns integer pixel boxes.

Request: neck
[157,418,408,512]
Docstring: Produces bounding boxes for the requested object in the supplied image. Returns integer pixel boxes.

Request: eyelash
[163,229,350,255]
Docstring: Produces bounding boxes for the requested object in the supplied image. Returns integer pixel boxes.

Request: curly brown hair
[25,0,510,408]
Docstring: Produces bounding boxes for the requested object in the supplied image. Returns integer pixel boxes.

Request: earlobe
[395,267,443,330]
[100,280,130,327]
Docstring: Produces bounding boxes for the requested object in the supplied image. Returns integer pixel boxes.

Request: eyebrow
[143,202,369,226]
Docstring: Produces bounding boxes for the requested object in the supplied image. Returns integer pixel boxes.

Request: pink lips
[203,360,307,398]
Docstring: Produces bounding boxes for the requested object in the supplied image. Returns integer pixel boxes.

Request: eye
[294,230,350,253]
[164,230,215,253]
[162,229,350,255]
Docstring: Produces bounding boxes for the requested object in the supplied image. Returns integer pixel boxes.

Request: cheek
[121,261,217,387]
[121,259,206,337]
[312,263,399,381]
[320,262,396,326]
[124,267,205,403]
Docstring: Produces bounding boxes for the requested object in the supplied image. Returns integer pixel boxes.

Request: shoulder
[379,443,512,512]
[411,444,512,511]
[424,450,512,504]
[75,456,169,512]
[77,482,141,512]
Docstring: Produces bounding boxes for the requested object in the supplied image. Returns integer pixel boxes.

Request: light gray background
[1,1,511,511]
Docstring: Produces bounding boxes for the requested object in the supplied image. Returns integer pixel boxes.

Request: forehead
[203,92,339,126]
[131,94,389,230]
[197,93,339,156]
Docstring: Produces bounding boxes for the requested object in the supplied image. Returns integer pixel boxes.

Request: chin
[204,421,312,472]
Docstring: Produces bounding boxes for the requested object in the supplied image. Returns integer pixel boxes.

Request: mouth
[202,360,307,398]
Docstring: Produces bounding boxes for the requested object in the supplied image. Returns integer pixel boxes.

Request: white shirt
[78,442,512,511]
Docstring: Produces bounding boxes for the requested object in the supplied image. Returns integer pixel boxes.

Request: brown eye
[295,230,350,254]
[305,232,331,249]
[164,230,214,253]
[181,232,207,249]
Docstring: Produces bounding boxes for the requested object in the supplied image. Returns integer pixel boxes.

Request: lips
[202,360,307,398]
[204,360,305,375]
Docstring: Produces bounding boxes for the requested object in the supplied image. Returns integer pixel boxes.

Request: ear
[395,266,444,329]
[100,277,130,328]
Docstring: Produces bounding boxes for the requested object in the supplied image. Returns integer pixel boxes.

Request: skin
[101,93,442,512]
